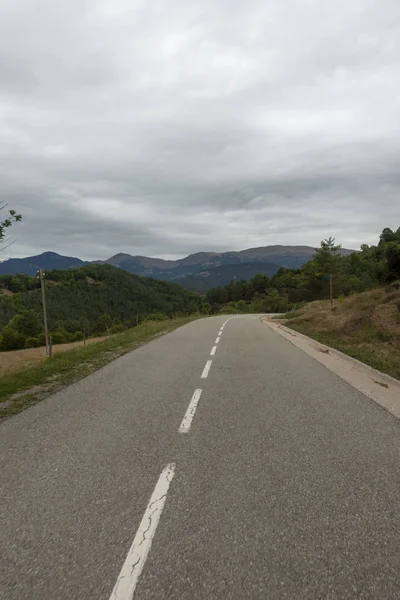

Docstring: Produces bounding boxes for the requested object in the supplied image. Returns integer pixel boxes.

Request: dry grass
[0,336,107,377]
[284,286,400,380]
[0,316,200,419]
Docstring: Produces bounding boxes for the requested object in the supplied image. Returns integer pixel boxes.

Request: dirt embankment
[282,285,400,381]
[0,337,107,377]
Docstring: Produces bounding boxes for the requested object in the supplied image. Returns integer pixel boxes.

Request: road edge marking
[263,318,400,419]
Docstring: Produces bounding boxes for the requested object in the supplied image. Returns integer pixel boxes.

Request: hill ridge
[0,244,355,291]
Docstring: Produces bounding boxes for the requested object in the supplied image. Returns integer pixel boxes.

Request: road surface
[1,315,399,599]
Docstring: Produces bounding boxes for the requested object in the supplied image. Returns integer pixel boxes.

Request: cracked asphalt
[1,315,400,599]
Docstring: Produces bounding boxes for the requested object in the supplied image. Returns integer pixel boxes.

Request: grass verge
[289,325,400,380]
[283,288,400,381]
[0,316,199,420]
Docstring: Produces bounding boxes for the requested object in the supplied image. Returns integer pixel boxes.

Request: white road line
[215,336,221,344]
[219,330,223,336]
[179,389,203,433]
[109,463,176,600]
[210,346,217,356]
[201,360,213,378]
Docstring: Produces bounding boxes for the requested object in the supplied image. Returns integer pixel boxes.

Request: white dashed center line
[215,336,221,344]
[109,463,176,600]
[179,389,203,433]
[210,346,217,356]
[201,360,213,379]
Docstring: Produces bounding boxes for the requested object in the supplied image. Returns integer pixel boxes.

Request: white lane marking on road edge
[109,463,176,600]
[179,389,203,433]
[215,336,221,344]
[210,346,217,356]
[201,360,213,378]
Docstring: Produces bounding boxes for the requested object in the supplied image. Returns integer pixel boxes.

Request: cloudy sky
[1,0,399,260]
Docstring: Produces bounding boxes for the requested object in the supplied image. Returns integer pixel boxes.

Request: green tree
[0,204,22,251]
[0,327,26,350]
[384,242,400,281]
[95,313,113,333]
[379,227,400,245]
[251,274,270,295]
[6,310,42,337]
[313,237,342,275]
[200,302,212,315]
[25,337,41,348]
[8,276,27,293]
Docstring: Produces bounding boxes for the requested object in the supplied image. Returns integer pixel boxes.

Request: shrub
[109,323,124,334]
[74,270,86,281]
[200,302,212,315]
[25,337,41,348]
[73,331,84,341]
[0,328,26,350]
[50,330,69,344]
[223,305,238,314]
[5,310,42,337]
[147,313,168,321]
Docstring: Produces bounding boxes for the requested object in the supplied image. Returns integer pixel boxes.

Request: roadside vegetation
[0,264,206,351]
[205,226,400,314]
[281,285,400,380]
[0,316,200,420]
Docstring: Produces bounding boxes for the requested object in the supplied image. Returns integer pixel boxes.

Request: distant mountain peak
[0,252,87,276]
[0,244,355,290]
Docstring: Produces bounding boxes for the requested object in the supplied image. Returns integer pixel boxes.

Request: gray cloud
[1,0,400,260]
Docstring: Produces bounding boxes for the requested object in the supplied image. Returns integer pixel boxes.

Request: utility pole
[38,269,50,356]
[330,273,333,310]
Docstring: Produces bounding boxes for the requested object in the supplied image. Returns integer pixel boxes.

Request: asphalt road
[1,315,399,599]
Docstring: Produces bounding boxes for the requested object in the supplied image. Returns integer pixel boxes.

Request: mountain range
[0,245,354,292]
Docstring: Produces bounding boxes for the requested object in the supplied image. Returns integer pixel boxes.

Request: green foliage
[200,302,212,315]
[96,313,113,334]
[50,330,69,345]
[25,337,41,348]
[0,204,22,250]
[0,264,201,351]
[206,227,400,314]
[7,310,42,337]
[109,323,124,334]
[0,327,26,351]
[143,313,168,322]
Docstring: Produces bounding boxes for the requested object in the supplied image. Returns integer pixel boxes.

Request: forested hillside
[0,264,201,350]
[174,261,280,292]
[205,227,400,314]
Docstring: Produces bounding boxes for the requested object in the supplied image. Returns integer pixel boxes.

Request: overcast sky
[1,0,399,260]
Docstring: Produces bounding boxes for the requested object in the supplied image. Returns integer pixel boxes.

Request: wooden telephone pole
[38,269,50,356]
